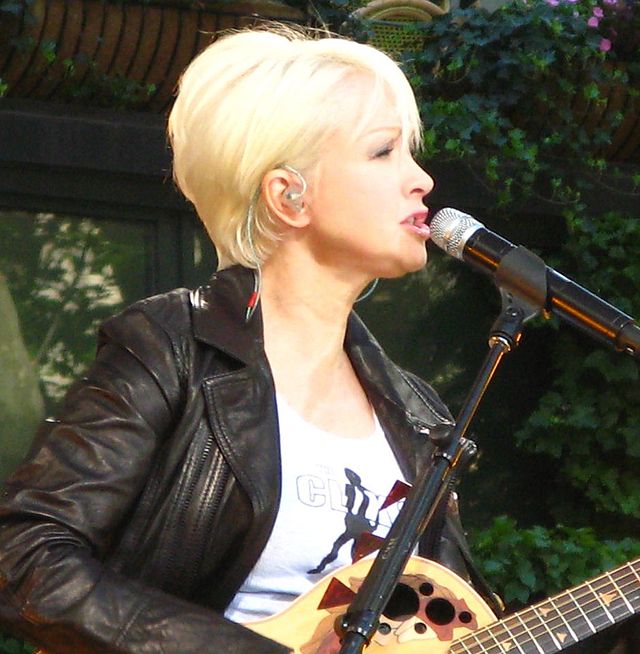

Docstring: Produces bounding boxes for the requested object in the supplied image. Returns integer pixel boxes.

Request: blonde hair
[168,24,423,269]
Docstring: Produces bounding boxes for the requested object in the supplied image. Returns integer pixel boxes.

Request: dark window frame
[0,98,216,295]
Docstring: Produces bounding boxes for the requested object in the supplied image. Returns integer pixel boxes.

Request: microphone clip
[489,246,550,351]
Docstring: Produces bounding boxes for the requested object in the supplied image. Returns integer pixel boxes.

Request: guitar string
[350,561,638,654]
[452,569,639,654]
[529,604,563,650]
[464,571,639,654]
[513,613,542,654]
[455,590,620,654]
[488,566,638,639]
[605,570,635,613]
[468,626,505,654]
[449,561,639,654]
[526,567,640,631]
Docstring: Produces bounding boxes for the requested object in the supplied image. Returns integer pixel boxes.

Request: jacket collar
[344,311,451,433]
[191,265,265,366]
[191,265,452,477]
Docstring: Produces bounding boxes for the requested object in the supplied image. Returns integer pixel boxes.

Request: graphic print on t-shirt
[223,399,409,623]
[308,467,385,575]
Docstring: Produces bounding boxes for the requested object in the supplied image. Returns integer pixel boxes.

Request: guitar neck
[450,558,640,654]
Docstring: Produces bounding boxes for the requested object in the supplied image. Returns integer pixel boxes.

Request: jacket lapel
[190,265,454,536]
[345,312,454,482]
[192,266,281,549]
[202,370,280,538]
[191,265,265,365]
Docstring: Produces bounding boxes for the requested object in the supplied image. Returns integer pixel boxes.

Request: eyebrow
[356,126,402,146]
[363,126,402,137]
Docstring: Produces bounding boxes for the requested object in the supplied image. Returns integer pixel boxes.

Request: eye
[373,143,394,159]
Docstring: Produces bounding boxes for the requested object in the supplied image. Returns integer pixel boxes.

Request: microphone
[429,207,640,358]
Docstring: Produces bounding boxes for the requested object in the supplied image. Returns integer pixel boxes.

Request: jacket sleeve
[0,304,290,654]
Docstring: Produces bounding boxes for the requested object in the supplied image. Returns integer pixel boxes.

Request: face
[302,78,434,282]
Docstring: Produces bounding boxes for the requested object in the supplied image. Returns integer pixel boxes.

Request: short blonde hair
[168,24,422,269]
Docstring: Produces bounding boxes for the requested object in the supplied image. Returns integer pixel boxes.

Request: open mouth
[402,212,430,239]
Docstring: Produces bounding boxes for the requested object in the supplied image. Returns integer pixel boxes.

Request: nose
[405,156,434,199]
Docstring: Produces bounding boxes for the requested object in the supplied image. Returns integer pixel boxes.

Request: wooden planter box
[0,0,305,111]
[512,66,640,165]
[572,72,640,164]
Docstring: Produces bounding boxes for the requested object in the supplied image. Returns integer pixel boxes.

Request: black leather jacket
[0,265,483,654]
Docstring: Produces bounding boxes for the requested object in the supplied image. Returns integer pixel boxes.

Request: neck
[261,272,344,363]
[258,251,374,423]
[260,252,370,357]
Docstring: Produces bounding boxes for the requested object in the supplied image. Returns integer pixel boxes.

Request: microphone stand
[337,247,548,654]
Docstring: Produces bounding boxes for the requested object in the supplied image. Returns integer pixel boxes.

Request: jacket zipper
[182,443,230,591]
[164,431,223,590]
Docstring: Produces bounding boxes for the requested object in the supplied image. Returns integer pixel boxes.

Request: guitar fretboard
[451,558,640,654]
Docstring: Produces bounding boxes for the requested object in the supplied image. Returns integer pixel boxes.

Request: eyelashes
[373,143,394,158]
[372,138,414,160]
[375,147,393,158]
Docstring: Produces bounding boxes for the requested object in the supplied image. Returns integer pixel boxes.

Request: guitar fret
[456,638,474,653]
[566,589,598,635]
[488,613,563,654]
[463,621,512,653]
[546,595,580,643]
[629,563,640,610]
[592,570,634,622]
[460,620,525,654]
[495,622,527,653]
[529,606,562,651]
[468,630,497,653]
[578,581,615,631]
[585,570,634,625]
[603,570,633,614]
[513,613,545,654]
[449,559,639,654]
[583,562,639,618]
[483,629,510,653]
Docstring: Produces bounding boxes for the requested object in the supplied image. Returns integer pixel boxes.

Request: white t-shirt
[224,395,408,623]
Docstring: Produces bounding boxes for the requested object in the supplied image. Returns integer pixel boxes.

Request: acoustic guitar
[246,555,640,653]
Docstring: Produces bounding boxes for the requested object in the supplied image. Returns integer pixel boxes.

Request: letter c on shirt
[296,475,326,507]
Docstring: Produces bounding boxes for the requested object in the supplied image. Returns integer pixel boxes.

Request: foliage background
[1,0,640,651]
[352,0,640,613]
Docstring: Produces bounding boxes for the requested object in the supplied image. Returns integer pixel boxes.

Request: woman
[0,25,488,653]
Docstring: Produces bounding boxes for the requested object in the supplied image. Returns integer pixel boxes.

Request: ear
[262,168,311,229]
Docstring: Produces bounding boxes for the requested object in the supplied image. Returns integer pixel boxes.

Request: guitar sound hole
[419,582,434,596]
[424,598,456,625]
[459,611,473,624]
[382,583,420,620]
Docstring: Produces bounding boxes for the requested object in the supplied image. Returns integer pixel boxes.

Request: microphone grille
[430,208,483,260]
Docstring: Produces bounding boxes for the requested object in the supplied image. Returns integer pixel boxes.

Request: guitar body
[246,556,497,654]
[35,554,638,653]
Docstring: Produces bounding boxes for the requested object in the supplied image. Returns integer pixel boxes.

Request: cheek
[310,177,371,222]
[341,180,392,218]
[308,162,400,240]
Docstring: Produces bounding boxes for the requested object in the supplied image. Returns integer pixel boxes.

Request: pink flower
[587,16,600,27]
[599,37,612,51]
[593,6,604,17]
[545,0,560,5]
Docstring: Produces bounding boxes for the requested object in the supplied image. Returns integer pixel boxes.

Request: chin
[403,248,428,274]
[380,252,428,279]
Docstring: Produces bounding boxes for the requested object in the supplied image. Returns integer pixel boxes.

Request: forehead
[331,75,403,142]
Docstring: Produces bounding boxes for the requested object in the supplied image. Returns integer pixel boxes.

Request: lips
[402,211,430,240]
